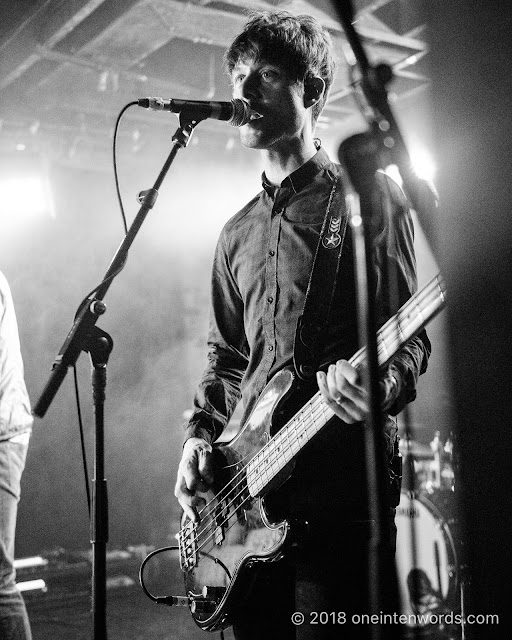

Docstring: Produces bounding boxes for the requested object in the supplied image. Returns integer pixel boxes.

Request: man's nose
[236,74,259,101]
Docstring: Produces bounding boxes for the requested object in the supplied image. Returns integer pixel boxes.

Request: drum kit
[395,430,466,639]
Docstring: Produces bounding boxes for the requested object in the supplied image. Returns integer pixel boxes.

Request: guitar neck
[247,274,446,497]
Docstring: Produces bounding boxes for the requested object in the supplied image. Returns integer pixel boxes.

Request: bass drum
[395,490,459,636]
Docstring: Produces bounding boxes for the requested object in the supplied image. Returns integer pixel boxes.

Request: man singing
[174,11,430,639]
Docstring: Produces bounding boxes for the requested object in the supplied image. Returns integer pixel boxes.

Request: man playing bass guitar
[174,10,431,639]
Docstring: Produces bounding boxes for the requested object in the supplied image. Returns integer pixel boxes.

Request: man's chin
[238,125,269,150]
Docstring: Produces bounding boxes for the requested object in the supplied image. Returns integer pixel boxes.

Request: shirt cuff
[380,368,401,412]
[184,422,215,446]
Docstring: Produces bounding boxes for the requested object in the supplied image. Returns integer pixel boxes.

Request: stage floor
[26,586,236,640]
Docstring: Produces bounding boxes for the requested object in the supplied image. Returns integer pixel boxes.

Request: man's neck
[261,138,318,186]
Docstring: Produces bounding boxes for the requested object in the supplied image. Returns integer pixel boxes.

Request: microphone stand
[33,112,203,640]
[342,151,402,640]
[331,1,432,636]
[332,0,439,256]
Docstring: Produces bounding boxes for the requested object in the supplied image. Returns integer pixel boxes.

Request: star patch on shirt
[321,216,342,249]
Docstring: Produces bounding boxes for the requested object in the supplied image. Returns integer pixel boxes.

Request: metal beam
[0,0,107,89]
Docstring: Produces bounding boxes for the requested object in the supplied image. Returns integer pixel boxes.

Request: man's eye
[233,74,245,84]
[261,70,276,80]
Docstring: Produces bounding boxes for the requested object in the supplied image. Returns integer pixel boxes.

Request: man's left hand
[316,360,369,423]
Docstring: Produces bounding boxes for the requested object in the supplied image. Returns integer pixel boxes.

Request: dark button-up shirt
[185,148,430,449]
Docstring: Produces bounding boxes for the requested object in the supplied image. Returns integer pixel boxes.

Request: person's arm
[175,228,249,521]
[317,173,431,421]
[376,173,431,415]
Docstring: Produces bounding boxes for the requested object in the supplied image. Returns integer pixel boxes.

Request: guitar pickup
[214,525,224,545]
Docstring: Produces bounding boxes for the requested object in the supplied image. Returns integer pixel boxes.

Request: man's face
[230,58,310,151]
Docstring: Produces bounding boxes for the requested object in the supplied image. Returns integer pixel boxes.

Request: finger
[180,450,201,493]
[318,368,368,423]
[326,363,362,411]
[180,499,198,524]
[197,446,214,486]
[175,473,208,523]
[317,370,359,423]
[333,387,368,421]
[326,363,344,399]
[333,362,368,412]
[174,475,199,522]
[335,359,361,386]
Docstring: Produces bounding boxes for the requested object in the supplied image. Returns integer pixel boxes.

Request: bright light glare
[384,145,436,187]
[410,146,436,182]
[384,164,403,186]
[0,176,55,222]
[351,214,362,228]
[17,579,47,593]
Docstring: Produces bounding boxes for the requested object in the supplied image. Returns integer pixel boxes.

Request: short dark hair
[225,10,336,123]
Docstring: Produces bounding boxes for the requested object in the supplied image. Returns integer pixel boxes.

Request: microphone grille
[229,99,251,127]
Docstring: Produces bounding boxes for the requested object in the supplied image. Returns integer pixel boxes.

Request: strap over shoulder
[293,173,349,380]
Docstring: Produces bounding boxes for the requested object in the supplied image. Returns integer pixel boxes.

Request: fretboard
[247,273,446,497]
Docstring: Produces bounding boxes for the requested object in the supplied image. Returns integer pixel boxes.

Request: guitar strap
[293,170,350,381]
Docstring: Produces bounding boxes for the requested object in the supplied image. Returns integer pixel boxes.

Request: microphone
[137,97,262,127]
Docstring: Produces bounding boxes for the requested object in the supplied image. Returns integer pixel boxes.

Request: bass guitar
[177,273,447,631]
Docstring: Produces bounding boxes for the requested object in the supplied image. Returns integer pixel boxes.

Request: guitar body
[180,367,304,631]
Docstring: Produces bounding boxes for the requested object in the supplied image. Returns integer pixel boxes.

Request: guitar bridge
[178,520,198,571]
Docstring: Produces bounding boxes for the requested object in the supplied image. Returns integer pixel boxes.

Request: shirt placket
[260,188,289,383]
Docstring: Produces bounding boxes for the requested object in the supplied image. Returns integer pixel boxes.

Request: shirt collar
[262,147,332,197]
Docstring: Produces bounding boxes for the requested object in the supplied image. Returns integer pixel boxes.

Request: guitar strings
[187,384,328,545]
[194,273,441,517]
[185,394,328,555]
[182,397,334,559]
[180,278,444,558]
[180,277,445,559]
[181,392,329,556]
[181,278,444,559]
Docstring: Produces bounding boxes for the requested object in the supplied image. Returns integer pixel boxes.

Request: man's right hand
[174,437,214,523]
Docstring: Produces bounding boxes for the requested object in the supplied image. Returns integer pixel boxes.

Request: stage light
[410,144,436,182]
[384,144,436,188]
[17,579,47,594]
[0,175,55,220]
[0,152,56,233]
[13,557,49,594]
[384,164,403,186]
[13,556,48,570]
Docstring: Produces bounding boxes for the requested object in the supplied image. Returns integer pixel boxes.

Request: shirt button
[268,250,275,256]
[267,296,273,303]
[268,345,274,351]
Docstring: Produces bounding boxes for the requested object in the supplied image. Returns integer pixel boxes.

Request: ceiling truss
[0,0,428,168]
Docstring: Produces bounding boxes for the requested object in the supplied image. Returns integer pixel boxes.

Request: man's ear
[303,76,325,108]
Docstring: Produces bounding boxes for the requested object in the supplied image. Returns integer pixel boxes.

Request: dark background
[427,1,512,635]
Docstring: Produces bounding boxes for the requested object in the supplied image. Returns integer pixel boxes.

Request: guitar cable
[139,544,228,639]
[139,545,183,606]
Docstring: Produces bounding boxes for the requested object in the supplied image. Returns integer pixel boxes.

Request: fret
[396,318,406,343]
[380,334,390,359]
